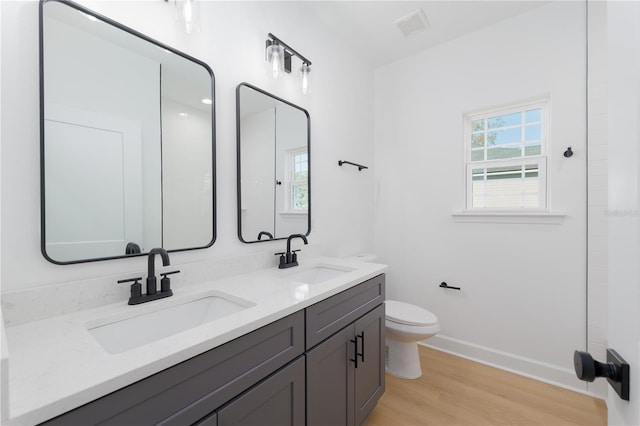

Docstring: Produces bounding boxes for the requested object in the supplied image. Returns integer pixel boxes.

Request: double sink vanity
[5,258,387,425]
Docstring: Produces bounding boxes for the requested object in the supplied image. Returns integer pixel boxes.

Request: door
[217,357,306,426]
[607,1,640,424]
[306,325,356,426]
[354,304,385,425]
[44,103,143,261]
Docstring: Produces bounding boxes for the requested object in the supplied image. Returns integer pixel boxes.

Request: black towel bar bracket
[338,160,368,171]
[439,282,461,290]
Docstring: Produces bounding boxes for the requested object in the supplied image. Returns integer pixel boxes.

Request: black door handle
[574,349,629,400]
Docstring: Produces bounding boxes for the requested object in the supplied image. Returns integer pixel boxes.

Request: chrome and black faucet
[275,234,308,269]
[118,248,180,305]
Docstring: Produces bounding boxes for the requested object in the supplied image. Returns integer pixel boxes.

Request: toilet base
[385,338,422,379]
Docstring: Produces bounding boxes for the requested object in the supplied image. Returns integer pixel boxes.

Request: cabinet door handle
[357,332,365,362]
[350,338,359,368]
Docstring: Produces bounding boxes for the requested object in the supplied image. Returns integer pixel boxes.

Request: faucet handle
[274,252,286,267]
[160,270,180,293]
[117,277,143,303]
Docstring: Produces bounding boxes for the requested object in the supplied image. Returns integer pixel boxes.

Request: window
[288,148,308,212]
[465,99,548,210]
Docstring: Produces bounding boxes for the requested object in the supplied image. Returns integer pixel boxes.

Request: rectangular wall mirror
[236,83,310,243]
[40,0,216,264]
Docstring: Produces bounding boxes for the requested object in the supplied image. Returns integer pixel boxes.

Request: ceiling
[304,1,547,67]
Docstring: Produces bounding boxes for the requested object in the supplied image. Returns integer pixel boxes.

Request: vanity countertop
[4,257,387,425]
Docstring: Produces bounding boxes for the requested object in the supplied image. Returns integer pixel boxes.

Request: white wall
[0,1,374,296]
[162,99,214,250]
[240,108,276,240]
[374,2,588,391]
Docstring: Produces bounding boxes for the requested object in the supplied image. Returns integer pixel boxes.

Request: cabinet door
[354,304,385,425]
[216,356,305,426]
[306,325,356,426]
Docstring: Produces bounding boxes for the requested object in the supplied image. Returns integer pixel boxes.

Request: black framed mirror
[40,0,216,264]
[236,83,310,243]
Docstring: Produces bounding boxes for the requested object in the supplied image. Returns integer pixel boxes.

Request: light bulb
[299,63,311,95]
[266,43,285,79]
[175,0,199,34]
[272,51,281,79]
[183,0,193,23]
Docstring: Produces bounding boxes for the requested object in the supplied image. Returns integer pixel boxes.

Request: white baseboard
[422,335,604,400]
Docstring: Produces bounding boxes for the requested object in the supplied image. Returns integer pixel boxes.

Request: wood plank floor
[364,346,607,426]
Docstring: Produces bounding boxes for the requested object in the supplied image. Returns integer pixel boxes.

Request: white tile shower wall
[0,2,375,308]
[587,0,609,398]
[373,2,589,392]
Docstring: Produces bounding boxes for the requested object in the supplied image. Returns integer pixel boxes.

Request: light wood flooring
[364,346,607,426]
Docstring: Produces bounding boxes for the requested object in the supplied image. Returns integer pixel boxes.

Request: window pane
[525,124,541,141]
[492,127,522,146]
[471,149,485,162]
[487,146,521,160]
[488,112,521,129]
[471,133,485,148]
[293,152,308,181]
[525,108,542,123]
[292,184,308,210]
[486,165,522,180]
[524,144,541,156]
[472,119,484,132]
[525,164,539,177]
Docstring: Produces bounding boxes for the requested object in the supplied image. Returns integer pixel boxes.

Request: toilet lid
[386,300,438,326]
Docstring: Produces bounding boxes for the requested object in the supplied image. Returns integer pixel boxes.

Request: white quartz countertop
[4,257,387,425]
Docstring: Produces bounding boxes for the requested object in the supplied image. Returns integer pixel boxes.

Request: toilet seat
[386,300,438,327]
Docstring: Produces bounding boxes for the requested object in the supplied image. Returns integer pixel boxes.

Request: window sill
[451,210,566,224]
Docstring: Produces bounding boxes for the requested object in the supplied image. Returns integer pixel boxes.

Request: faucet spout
[286,234,308,253]
[147,248,170,295]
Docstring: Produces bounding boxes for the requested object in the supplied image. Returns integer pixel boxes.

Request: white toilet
[385,300,440,379]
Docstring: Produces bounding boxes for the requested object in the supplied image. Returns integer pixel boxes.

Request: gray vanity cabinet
[39,274,385,426]
[306,274,386,426]
[307,304,385,426]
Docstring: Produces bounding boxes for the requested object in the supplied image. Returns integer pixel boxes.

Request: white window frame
[464,98,550,212]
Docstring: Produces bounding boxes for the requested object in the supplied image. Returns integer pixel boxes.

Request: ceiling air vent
[393,8,430,38]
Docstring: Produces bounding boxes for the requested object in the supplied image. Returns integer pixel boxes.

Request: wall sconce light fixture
[266,33,312,95]
[165,0,200,34]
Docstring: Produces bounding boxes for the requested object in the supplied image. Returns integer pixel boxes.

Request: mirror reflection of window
[288,149,308,212]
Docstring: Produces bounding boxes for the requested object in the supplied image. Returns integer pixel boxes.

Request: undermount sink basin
[88,294,254,354]
[287,265,352,285]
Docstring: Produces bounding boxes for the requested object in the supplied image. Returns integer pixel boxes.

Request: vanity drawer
[305,274,385,349]
[41,311,304,426]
